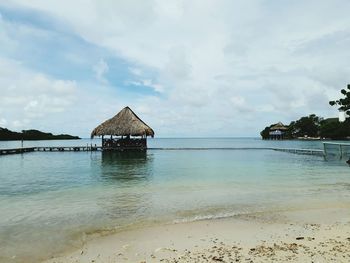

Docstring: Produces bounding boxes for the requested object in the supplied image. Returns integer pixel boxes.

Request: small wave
[173,211,249,224]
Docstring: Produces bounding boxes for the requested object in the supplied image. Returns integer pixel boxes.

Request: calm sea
[1,138,350,262]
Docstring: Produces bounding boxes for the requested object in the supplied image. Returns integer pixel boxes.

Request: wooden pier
[0,147,36,155]
[35,146,102,152]
[0,146,102,155]
[0,146,325,156]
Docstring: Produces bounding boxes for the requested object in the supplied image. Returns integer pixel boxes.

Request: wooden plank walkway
[0,147,36,155]
[35,146,102,152]
[0,146,325,156]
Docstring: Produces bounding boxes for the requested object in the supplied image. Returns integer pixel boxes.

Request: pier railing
[271,148,324,156]
[323,142,350,159]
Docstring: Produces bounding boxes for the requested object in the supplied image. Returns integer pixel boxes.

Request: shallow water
[0,137,335,149]
[0,138,350,262]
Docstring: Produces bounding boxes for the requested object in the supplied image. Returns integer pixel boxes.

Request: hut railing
[102,138,147,149]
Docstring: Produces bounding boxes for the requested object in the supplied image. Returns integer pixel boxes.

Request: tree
[288,114,322,138]
[329,84,350,118]
[260,126,271,139]
[320,118,350,139]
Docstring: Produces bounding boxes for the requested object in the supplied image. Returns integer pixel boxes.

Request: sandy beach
[44,206,350,263]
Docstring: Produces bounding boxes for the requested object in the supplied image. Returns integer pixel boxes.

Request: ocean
[1,138,350,262]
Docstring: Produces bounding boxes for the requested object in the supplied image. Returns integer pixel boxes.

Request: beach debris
[304,223,321,230]
[296,237,304,240]
[211,255,224,261]
[122,244,130,250]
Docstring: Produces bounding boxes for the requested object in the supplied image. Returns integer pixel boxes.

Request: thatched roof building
[270,122,288,131]
[267,122,288,140]
[91,107,154,139]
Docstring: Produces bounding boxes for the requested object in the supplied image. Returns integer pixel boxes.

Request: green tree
[288,114,322,138]
[320,118,350,139]
[329,84,350,118]
[260,126,271,139]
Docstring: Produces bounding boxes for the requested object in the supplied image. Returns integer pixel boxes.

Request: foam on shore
[43,207,350,263]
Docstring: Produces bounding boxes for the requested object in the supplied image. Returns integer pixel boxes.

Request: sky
[0,0,349,138]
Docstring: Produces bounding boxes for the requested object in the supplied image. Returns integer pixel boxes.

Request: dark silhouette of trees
[0,127,80,141]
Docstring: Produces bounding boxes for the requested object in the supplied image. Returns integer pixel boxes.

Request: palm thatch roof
[91,107,154,138]
[270,122,288,131]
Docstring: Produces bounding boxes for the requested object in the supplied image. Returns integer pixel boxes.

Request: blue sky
[0,0,349,137]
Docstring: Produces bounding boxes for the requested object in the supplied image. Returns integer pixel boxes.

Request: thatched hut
[91,106,154,150]
[269,122,288,140]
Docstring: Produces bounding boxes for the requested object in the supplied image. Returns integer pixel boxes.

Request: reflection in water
[100,151,153,182]
[97,151,155,222]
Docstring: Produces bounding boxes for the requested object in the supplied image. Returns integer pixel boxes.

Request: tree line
[0,128,80,141]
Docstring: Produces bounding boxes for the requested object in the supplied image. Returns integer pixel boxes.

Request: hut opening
[91,106,154,150]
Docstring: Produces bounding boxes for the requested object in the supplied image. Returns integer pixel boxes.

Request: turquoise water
[0,137,332,149]
[1,138,350,262]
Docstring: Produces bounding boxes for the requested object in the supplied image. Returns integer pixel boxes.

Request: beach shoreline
[43,207,350,263]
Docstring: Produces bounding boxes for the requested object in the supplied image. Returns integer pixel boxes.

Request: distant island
[260,114,350,140]
[0,127,80,141]
[261,84,350,140]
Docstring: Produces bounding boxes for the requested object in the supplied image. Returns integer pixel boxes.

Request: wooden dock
[0,147,36,155]
[35,146,102,152]
[0,146,325,156]
[0,146,102,155]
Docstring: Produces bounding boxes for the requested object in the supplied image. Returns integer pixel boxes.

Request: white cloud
[128,67,142,76]
[93,59,109,84]
[127,79,164,93]
[3,0,350,136]
[0,58,77,129]
[0,118,7,127]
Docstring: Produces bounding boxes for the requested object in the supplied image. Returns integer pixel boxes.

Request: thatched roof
[91,107,154,138]
[270,122,288,131]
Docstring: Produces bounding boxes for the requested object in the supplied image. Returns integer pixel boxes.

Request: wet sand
[44,207,350,263]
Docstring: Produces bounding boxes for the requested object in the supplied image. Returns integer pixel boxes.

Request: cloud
[0,57,77,129]
[93,59,109,84]
[127,79,164,93]
[1,0,350,136]
[128,67,142,76]
[0,118,7,127]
